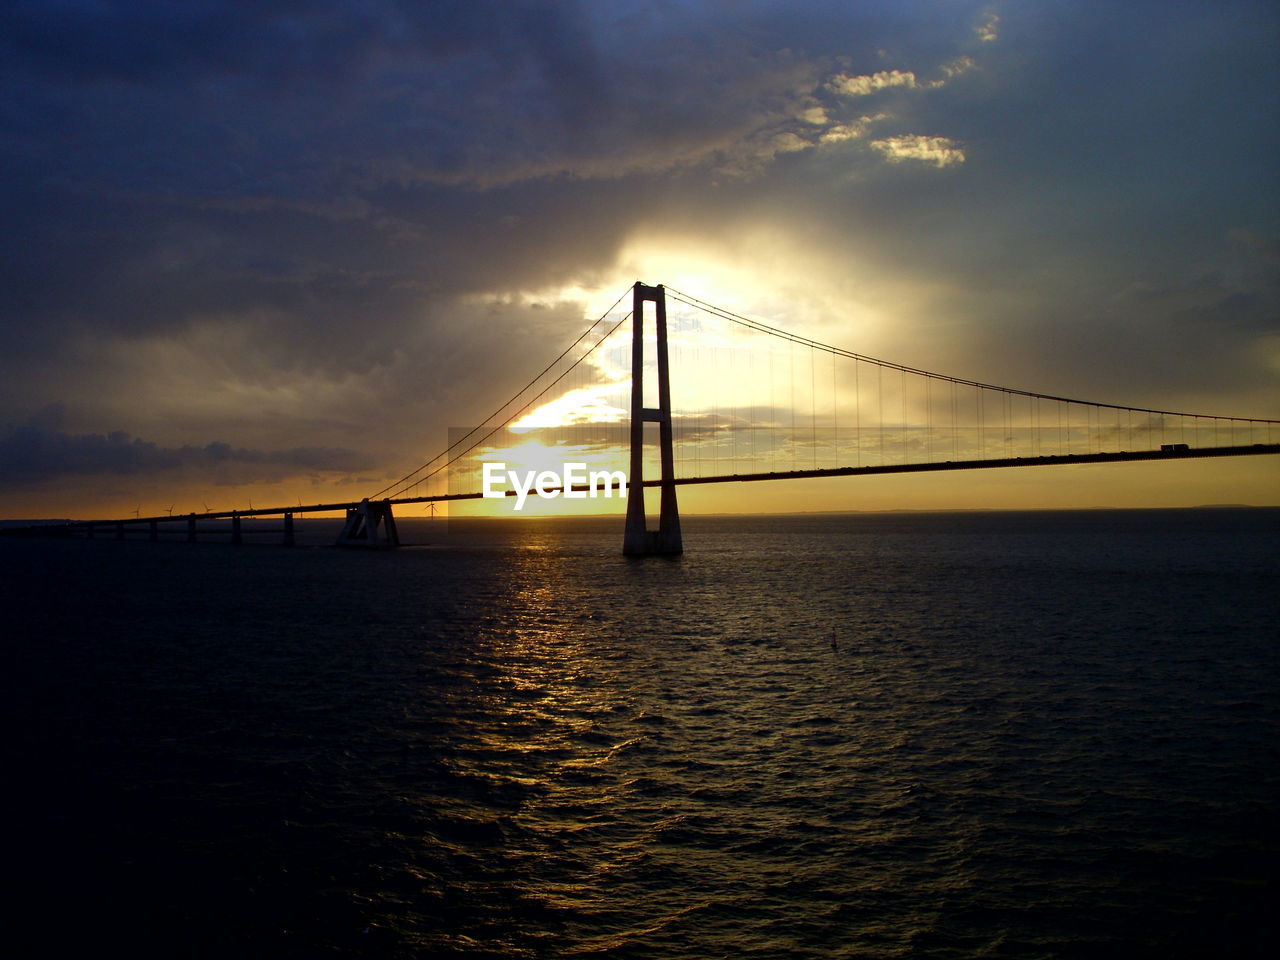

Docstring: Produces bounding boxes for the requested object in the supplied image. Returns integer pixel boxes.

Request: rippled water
[4,509,1277,958]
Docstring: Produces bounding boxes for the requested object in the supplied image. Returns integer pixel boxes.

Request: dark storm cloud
[0,0,861,458]
[0,0,830,336]
[2,0,834,193]
[0,0,1276,502]
[0,405,368,487]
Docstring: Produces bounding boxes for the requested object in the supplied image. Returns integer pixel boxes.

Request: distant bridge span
[11,442,1275,548]
[9,284,1279,551]
[395,443,1280,503]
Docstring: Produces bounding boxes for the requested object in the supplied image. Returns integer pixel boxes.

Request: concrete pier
[335,498,400,548]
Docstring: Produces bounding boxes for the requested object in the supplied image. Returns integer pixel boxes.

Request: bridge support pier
[187,514,197,543]
[335,498,400,548]
[624,282,682,556]
[283,512,295,547]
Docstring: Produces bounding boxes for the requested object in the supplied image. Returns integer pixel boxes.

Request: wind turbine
[165,504,174,517]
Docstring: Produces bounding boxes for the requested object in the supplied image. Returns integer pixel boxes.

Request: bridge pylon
[624,282,683,556]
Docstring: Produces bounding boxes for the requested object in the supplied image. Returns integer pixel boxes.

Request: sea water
[3,509,1277,958]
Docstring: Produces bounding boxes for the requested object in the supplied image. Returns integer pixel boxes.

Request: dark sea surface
[3,509,1278,959]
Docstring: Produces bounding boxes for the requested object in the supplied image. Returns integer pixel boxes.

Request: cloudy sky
[2,0,1277,518]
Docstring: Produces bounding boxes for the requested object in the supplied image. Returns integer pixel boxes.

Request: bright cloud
[935,56,977,83]
[509,384,627,432]
[870,135,967,167]
[976,11,1000,43]
[819,114,887,143]
[827,69,918,97]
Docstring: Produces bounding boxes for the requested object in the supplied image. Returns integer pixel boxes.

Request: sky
[1,0,1277,519]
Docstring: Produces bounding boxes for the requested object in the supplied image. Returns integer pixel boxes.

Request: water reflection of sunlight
[489,549,637,786]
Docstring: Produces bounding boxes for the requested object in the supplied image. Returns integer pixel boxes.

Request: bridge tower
[624,282,683,556]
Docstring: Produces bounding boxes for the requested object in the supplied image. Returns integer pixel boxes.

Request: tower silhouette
[624,282,683,555]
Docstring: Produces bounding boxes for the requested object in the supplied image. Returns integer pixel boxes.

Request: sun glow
[509,383,627,432]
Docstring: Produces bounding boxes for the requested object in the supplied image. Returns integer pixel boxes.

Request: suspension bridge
[15,283,1279,554]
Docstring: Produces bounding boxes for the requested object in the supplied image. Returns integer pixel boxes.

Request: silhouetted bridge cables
[369,286,635,506]
[657,285,1280,482]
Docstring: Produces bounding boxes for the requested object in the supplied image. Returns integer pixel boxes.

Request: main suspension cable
[664,286,1278,424]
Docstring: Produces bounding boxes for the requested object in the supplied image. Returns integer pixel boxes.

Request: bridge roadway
[21,441,1273,534]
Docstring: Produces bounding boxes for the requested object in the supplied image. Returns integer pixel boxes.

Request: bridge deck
[396,442,1280,504]
[5,443,1276,535]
